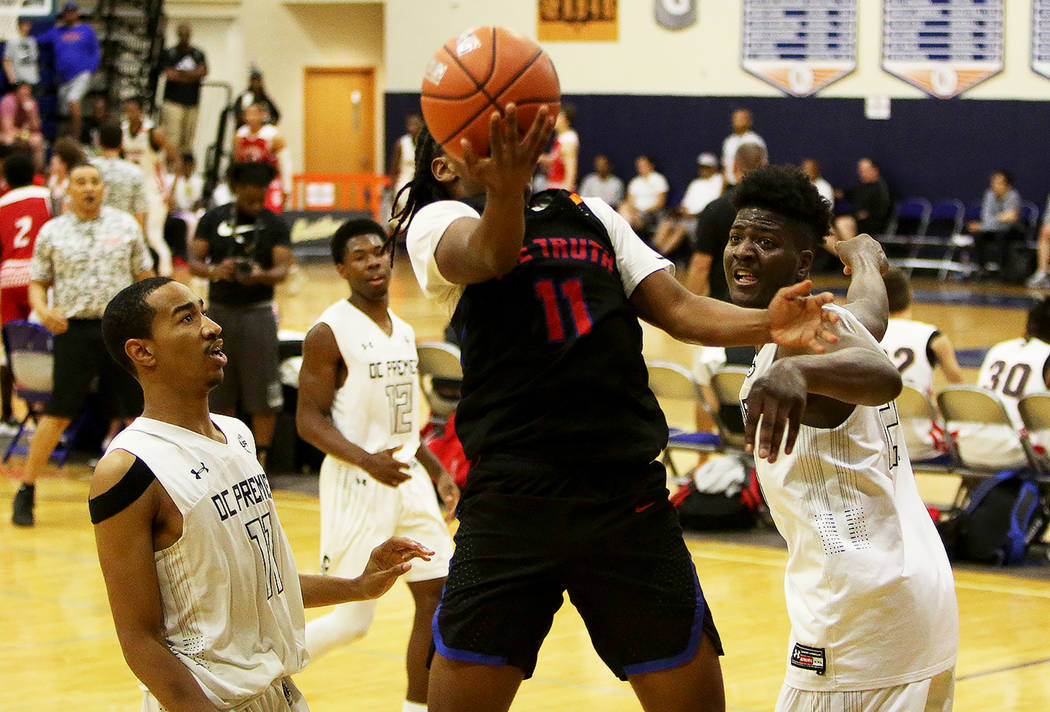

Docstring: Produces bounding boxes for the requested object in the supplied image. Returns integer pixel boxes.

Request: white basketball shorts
[775,667,955,712]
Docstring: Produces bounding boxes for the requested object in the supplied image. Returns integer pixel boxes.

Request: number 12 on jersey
[535,278,592,342]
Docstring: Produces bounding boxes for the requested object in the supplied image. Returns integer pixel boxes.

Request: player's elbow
[866,360,902,405]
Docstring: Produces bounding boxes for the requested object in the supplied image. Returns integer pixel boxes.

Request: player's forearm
[28,281,50,314]
[666,293,772,346]
[783,348,901,406]
[296,409,370,467]
[298,573,374,607]
[469,189,526,276]
[844,259,889,340]
[123,636,221,712]
[415,443,447,483]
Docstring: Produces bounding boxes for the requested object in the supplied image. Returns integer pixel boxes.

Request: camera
[234,258,253,276]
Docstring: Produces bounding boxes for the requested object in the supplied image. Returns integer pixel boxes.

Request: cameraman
[190,161,292,468]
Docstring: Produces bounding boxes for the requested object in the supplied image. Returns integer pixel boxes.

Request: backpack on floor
[671,455,765,531]
[936,468,1050,565]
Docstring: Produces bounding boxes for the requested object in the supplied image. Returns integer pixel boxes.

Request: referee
[12,162,154,526]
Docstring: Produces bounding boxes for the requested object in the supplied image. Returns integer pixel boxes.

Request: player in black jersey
[394,106,838,712]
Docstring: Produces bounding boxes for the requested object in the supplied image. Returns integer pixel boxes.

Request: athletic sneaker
[1027,272,1050,289]
[11,483,34,526]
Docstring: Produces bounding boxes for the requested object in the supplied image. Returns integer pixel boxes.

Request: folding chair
[709,365,751,451]
[416,341,463,429]
[894,384,954,471]
[1,320,77,465]
[882,197,931,261]
[937,385,1041,506]
[1017,393,1050,472]
[645,360,721,479]
[895,199,973,279]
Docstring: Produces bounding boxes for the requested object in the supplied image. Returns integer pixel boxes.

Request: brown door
[304,67,375,174]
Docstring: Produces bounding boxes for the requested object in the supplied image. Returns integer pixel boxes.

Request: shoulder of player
[89,448,147,499]
[303,319,339,358]
[406,200,480,244]
[0,185,50,207]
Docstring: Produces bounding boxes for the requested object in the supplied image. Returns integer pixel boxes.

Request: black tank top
[450,190,668,493]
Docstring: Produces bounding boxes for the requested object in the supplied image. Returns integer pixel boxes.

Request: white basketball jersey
[122,119,165,199]
[107,415,308,708]
[741,305,957,691]
[962,337,1050,467]
[395,133,416,191]
[881,318,944,460]
[315,300,420,462]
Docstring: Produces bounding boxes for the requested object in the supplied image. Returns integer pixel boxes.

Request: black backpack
[937,468,1050,565]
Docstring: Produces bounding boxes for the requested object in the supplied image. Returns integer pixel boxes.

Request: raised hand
[356,537,436,600]
[361,447,411,487]
[460,103,555,196]
[768,280,839,353]
[835,234,888,277]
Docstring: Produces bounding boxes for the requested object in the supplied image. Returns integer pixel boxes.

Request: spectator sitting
[0,82,43,171]
[721,108,766,186]
[652,152,723,258]
[832,157,891,243]
[802,157,834,209]
[39,2,100,140]
[79,91,110,149]
[1026,193,1050,288]
[233,68,280,127]
[3,19,38,87]
[879,268,963,462]
[967,169,1022,280]
[577,154,624,208]
[47,135,85,213]
[617,154,668,239]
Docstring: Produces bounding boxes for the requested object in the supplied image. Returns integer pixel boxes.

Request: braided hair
[390,125,450,240]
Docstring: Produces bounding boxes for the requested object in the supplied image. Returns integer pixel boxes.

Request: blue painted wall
[386,92,1050,213]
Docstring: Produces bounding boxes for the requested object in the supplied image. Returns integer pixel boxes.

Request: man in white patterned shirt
[11,162,155,527]
[91,122,147,229]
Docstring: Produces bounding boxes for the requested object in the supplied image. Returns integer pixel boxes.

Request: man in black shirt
[685,142,767,298]
[160,24,207,157]
[189,162,291,468]
[833,157,892,243]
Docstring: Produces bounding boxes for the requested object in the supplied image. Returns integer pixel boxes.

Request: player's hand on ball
[768,280,839,353]
[362,447,411,487]
[834,234,888,276]
[358,537,435,599]
[744,360,808,463]
[460,103,554,196]
[436,471,460,523]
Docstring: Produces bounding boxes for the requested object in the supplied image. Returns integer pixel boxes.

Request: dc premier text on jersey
[211,472,274,521]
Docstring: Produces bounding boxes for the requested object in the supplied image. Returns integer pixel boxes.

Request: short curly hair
[732,164,833,250]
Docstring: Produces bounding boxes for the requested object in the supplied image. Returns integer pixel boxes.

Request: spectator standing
[801,158,833,209]
[90,122,147,227]
[3,19,38,87]
[577,154,624,207]
[652,152,723,258]
[0,152,50,429]
[833,157,891,243]
[233,68,280,127]
[0,82,44,171]
[721,108,765,186]
[159,23,207,157]
[165,151,203,282]
[541,105,579,191]
[47,136,83,214]
[188,162,292,470]
[39,2,99,141]
[10,161,154,526]
[618,154,668,239]
[79,91,110,149]
[967,169,1022,279]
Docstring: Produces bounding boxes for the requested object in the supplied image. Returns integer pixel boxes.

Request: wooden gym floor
[2,258,1049,711]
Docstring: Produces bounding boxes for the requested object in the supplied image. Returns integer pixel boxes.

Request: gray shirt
[30,206,153,319]
[578,172,625,208]
[91,155,147,217]
[4,36,38,85]
[979,187,1021,231]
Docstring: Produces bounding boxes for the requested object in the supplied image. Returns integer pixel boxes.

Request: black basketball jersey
[450,190,668,484]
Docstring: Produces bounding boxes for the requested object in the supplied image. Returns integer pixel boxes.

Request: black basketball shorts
[431,462,723,680]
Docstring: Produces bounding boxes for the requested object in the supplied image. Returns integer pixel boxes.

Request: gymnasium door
[304,67,375,174]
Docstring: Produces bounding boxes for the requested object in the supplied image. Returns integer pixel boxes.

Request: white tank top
[740,305,957,691]
[315,300,421,463]
[395,133,415,191]
[121,118,165,199]
[961,336,1050,467]
[881,317,943,460]
[106,415,308,708]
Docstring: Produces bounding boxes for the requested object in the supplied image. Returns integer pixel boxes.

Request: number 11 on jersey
[535,278,592,342]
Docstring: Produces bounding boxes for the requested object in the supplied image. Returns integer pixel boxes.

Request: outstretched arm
[431,104,554,284]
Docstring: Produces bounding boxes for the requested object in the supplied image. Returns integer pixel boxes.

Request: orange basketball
[420,26,561,160]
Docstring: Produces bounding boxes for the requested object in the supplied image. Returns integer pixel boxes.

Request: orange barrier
[290,174,391,219]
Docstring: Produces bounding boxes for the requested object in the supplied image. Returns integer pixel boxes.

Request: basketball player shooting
[89,277,434,712]
[732,166,958,711]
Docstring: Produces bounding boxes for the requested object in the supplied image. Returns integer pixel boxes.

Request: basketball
[420,26,561,160]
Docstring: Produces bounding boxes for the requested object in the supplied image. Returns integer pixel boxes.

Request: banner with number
[882,0,1003,98]
[741,0,857,97]
[1034,0,1050,80]
[538,0,618,42]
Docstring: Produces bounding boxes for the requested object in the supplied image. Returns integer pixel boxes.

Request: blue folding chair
[1,320,77,465]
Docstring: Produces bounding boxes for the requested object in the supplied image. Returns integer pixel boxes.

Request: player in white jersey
[122,96,173,275]
[92,277,433,712]
[965,298,1050,468]
[727,166,958,711]
[296,219,457,712]
[880,268,963,461]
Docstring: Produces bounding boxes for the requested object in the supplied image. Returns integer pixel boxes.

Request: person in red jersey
[233,103,289,212]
